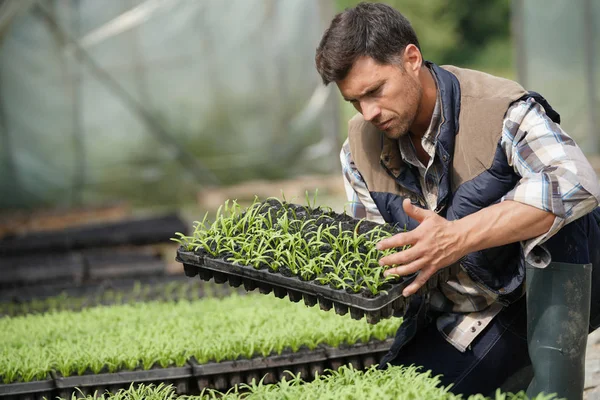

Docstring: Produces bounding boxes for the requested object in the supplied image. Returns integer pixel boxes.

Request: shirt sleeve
[340,139,386,224]
[500,97,600,266]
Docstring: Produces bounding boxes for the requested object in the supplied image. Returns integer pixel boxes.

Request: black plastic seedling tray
[0,213,188,255]
[0,376,54,400]
[83,248,167,281]
[52,365,192,399]
[178,250,458,324]
[192,348,328,391]
[0,340,394,399]
[191,339,393,392]
[325,338,393,371]
[0,253,84,289]
[0,275,244,318]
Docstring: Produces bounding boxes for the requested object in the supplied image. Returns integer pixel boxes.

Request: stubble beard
[384,113,416,140]
[384,77,423,140]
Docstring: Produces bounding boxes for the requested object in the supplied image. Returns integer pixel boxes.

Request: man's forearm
[454,200,555,255]
[377,199,556,296]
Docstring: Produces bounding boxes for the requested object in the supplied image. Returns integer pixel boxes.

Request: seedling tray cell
[52,365,192,399]
[0,377,54,400]
[178,250,459,323]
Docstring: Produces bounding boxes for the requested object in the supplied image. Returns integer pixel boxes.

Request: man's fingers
[376,230,417,251]
[382,259,425,278]
[378,246,423,267]
[402,198,432,224]
[402,268,435,297]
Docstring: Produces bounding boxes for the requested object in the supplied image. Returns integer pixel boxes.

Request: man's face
[337,56,422,139]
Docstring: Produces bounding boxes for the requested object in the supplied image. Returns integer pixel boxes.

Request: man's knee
[543,213,596,264]
[540,210,600,330]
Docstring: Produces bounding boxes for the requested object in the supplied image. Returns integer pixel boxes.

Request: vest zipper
[380,160,427,207]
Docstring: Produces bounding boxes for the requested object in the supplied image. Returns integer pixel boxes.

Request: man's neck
[409,65,438,140]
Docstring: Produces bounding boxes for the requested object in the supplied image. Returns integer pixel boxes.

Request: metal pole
[70,0,85,206]
[320,0,341,171]
[127,0,151,108]
[583,0,598,153]
[0,62,21,207]
[511,0,528,88]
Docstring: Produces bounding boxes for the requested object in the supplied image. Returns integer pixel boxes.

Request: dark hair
[315,2,421,85]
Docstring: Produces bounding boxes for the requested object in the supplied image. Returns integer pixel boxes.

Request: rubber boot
[526,262,592,400]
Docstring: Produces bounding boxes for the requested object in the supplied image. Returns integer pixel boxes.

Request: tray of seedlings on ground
[0,276,243,318]
[0,293,401,398]
[174,194,459,323]
[55,365,537,400]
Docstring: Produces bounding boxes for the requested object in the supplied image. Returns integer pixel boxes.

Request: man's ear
[402,44,422,75]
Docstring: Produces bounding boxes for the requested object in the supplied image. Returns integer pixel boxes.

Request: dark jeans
[381,209,600,397]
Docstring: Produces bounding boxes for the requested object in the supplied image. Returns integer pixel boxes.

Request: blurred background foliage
[335,0,513,77]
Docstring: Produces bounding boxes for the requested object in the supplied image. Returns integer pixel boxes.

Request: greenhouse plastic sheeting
[0,0,339,209]
[513,0,599,154]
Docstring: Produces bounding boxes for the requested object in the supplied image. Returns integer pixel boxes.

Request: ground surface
[585,329,600,399]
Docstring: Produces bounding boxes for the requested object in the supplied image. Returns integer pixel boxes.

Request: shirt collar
[398,69,442,168]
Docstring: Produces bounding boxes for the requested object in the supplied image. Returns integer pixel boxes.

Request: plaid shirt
[340,91,600,352]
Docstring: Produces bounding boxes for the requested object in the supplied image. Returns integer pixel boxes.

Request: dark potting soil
[278,266,294,277]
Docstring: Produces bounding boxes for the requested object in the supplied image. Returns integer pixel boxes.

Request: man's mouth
[377,119,392,130]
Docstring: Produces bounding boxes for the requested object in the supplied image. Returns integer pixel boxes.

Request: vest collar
[378,61,461,210]
[429,62,461,211]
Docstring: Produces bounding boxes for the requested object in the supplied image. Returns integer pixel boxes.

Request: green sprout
[176,197,409,298]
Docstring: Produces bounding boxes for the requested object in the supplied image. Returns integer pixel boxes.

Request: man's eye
[369,87,382,96]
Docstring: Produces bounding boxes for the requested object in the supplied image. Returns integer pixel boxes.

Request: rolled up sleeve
[340,139,385,223]
[500,98,600,266]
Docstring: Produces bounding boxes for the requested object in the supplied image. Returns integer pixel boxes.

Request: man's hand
[377,198,467,297]
[376,198,556,297]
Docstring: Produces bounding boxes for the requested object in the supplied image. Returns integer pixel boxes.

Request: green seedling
[0,294,396,382]
[174,197,408,297]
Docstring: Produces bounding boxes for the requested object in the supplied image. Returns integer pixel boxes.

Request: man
[315,2,600,399]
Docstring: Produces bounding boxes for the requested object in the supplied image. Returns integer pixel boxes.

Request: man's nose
[361,101,380,122]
